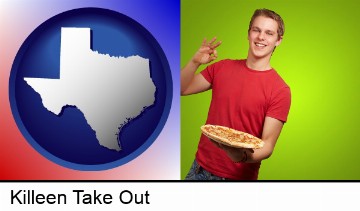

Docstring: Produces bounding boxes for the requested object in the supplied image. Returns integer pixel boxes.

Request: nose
[258,32,265,40]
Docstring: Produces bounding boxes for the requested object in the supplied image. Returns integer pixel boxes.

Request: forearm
[245,143,274,163]
[226,139,275,163]
[180,60,201,95]
[181,38,221,95]
[245,117,284,163]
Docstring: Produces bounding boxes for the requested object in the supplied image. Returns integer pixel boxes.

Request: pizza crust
[200,124,264,149]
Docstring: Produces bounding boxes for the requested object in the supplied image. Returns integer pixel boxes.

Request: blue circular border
[9,7,173,171]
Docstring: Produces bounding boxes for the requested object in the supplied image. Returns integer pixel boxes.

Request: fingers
[212,49,217,57]
[196,37,221,64]
[202,38,207,46]
[209,138,221,148]
[200,45,218,57]
[210,50,218,60]
[208,37,217,45]
[199,48,217,63]
[209,55,217,62]
[211,40,222,49]
[248,148,254,153]
[198,46,211,53]
[216,143,255,153]
[202,37,222,50]
[209,37,222,49]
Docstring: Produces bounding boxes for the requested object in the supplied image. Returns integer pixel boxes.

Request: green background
[181,0,360,180]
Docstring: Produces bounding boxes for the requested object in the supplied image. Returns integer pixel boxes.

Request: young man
[181,9,291,180]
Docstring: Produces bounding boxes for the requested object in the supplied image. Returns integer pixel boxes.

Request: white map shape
[24,27,156,151]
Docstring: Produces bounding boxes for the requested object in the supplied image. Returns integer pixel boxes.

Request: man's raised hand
[192,37,222,65]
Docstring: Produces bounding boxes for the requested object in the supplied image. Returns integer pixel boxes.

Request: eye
[266,31,274,36]
[252,28,260,32]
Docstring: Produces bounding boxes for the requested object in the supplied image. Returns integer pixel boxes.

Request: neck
[246,54,272,71]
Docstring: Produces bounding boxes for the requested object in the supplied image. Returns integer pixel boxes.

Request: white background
[0,182,359,210]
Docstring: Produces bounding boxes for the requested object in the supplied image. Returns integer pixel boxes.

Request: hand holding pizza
[211,139,254,163]
[191,37,222,65]
[201,125,264,148]
[201,125,264,162]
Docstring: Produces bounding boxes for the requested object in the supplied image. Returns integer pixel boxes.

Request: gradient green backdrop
[181,0,360,180]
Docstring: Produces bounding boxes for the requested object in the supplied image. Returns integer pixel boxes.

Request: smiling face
[247,15,282,61]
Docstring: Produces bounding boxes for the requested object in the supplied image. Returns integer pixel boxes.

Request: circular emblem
[9,8,172,170]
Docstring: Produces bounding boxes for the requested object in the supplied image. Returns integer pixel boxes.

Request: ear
[275,36,283,46]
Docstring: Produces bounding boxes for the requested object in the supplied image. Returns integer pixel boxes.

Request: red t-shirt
[196,59,291,180]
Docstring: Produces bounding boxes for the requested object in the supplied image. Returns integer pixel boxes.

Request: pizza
[200,124,264,149]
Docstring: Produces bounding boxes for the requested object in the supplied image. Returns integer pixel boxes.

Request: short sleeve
[200,61,220,84]
[266,86,291,123]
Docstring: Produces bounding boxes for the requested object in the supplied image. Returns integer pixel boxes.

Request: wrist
[190,59,202,68]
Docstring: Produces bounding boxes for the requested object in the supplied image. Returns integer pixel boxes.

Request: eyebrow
[251,26,276,34]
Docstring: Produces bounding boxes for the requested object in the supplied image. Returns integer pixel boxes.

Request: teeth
[255,43,266,47]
